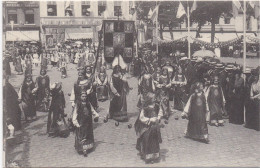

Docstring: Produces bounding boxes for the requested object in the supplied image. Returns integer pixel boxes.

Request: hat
[225,64,234,70]
[196,57,203,62]
[180,57,188,61]
[243,68,252,74]
[55,82,62,90]
[215,63,224,69]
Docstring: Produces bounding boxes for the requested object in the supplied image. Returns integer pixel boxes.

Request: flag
[232,0,242,10]
[65,1,71,9]
[150,5,159,23]
[148,8,153,19]
[190,0,197,14]
[176,2,186,18]
[248,1,255,9]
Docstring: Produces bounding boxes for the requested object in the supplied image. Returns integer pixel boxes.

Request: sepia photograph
[1,0,260,167]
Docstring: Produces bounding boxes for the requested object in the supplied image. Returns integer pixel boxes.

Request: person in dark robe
[72,90,99,156]
[47,82,68,137]
[137,66,155,109]
[60,59,67,78]
[70,67,92,114]
[25,55,33,75]
[181,82,209,143]
[15,55,23,75]
[41,50,48,71]
[86,65,98,110]
[94,66,109,102]
[172,66,188,111]
[225,66,235,117]
[35,69,50,112]
[134,93,162,164]
[229,70,245,125]
[205,75,225,127]
[245,73,260,131]
[18,74,37,121]
[3,75,22,131]
[156,68,171,119]
[3,53,11,76]
[108,65,131,122]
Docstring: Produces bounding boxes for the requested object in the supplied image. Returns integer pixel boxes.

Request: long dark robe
[245,82,260,131]
[95,73,109,101]
[41,55,48,71]
[137,74,154,109]
[3,82,22,131]
[109,75,129,122]
[35,75,50,112]
[225,73,235,115]
[74,101,94,153]
[20,81,36,118]
[158,75,170,118]
[47,89,66,134]
[207,85,224,121]
[229,77,245,125]
[3,57,11,76]
[15,57,23,73]
[185,93,208,140]
[173,74,188,111]
[134,107,162,161]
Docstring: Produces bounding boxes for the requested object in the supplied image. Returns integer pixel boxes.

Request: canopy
[193,49,216,58]
[6,31,39,41]
[65,28,93,40]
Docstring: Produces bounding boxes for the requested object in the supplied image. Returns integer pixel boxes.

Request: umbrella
[75,41,83,45]
[192,49,216,58]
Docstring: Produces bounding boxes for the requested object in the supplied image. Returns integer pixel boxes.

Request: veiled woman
[108,65,130,122]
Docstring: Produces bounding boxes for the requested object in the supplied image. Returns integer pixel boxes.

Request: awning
[65,28,93,40]
[6,31,39,41]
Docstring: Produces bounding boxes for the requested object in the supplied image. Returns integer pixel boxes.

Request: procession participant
[60,58,67,78]
[35,69,50,112]
[108,65,131,121]
[47,82,68,137]
[134,93,162,164]
[137,66,155,109]
[205,75,225,127]
[172,66,188,111]
[157,68,171,119]
[3,74,22,131]
[24,54,33,75]
[74,48,81,64]
[52,50,59,68]
[162,61,174,79]
[224,65,236,116]
[85,65,98,110]
[245,72,260,131]
[86,53,96,70]
[70,67,92,112]
[15,55,23,75]
[32,50,41,67]
[18,73,37,121]
[41,50,48,71]
[181,82,209,143]
[95,66,109,102]
[3,52,11,76]
[72,89,99,157]
[229,70,245,125]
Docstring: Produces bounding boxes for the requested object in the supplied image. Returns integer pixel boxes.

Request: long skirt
[245,99,260,131]
[47,109,69,137]
[136,125,162,161]
[229,97,244,125]
[36,89,49,112]
[20,101,36,119]
[75,119,94,153]
[96,85,108,102]
[174,86,188,111]
[15,61,23,74]
[109,93,128,122]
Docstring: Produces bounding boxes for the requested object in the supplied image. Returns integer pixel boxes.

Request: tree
[190,1,232,43]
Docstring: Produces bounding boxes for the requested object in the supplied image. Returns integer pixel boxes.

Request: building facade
[39,1,135,49]
[3,1,40,45]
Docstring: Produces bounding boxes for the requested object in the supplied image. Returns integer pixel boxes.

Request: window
[82,1,91,16]
[65,1,74,16]
[114,1,122,17]
[47,2,57,16]
[98,1,106,16]
[7,10,17,24]
[25,10,34,24]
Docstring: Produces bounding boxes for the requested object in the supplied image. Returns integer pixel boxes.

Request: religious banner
[45,34,55,49]
[103,20,135,63]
